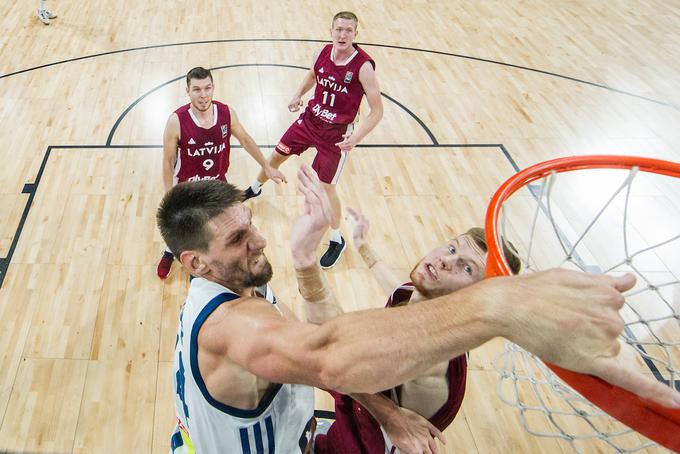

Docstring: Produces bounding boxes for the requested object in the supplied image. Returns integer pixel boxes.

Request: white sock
[39,0,46,11]
[330,229,342,243]
[250,181,263,193]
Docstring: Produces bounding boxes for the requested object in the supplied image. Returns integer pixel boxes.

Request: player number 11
[321,91,336,107]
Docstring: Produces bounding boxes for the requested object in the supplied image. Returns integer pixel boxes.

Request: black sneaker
[243,186,262,201]
[320,237,346,269]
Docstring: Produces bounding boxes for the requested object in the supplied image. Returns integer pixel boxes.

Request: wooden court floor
[0,1,678,452]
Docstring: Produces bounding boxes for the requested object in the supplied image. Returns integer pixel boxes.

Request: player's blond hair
[466,227,522,275]
[332,11,359,28]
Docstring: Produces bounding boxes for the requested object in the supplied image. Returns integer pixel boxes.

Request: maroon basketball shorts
[275,115,353,184]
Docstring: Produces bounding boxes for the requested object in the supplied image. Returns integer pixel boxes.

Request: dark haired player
[156,66,286,279]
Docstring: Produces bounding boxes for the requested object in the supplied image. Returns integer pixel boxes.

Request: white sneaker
[45,9,57,19]
[37,9,50,24]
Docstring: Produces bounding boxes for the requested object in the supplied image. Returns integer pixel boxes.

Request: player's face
[330,18,358,52]
[202,204,273,290]
[186,77,214,112]
[410,234,487,298]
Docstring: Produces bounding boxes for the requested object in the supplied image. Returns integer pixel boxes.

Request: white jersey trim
[188,103,218,129]
[331,48,359,66]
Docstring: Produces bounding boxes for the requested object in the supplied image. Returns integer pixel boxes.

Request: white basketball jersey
[171,277,315,453]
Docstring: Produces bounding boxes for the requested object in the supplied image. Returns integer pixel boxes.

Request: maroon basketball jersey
[305,44,375,126]
[174,101,232,183]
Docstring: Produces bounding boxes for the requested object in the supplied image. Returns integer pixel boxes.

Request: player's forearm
[295,263,343,324]
[349,107,383,145]
[315,281,501,393]
[241,135,268,168]
[358,243,401,294]
[162,161,175,192]
[294,71,316,98]
[349,392,401,427]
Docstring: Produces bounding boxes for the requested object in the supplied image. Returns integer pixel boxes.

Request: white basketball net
[492,165,680,453]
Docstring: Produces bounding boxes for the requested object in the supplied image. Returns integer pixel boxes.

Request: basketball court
[0,1,678,452]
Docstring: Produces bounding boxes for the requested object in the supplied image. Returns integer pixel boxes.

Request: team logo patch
[188,138,196,145]
[276,142,291,154]
[221,125,228,138]
[344,71,353,83]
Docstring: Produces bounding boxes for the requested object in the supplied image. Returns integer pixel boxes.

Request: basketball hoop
[485,155,680,452]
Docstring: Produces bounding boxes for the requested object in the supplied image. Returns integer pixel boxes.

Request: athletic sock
[330,228,342,243]
[250,181,263,193]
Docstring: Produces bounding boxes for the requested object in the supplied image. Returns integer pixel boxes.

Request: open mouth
[425,263,438,280]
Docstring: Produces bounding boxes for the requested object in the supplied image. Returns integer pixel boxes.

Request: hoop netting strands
[493,165,680,453]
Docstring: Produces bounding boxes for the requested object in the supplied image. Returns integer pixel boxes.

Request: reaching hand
[495,269,680,409]
[288,96,303,112]
[347,207,370,250]
[290,166,332,268]
[264,165,287,184]
[335,131,357,152]
[383,406,445,454]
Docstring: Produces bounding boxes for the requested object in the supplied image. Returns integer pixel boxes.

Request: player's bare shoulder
[164,111,181,139]
[199,296,290,348]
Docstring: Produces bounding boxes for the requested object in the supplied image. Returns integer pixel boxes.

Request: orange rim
[484,154,680,451]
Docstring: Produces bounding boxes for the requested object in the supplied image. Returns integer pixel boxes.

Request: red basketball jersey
[174,101,232,183]
[305,44,375,126]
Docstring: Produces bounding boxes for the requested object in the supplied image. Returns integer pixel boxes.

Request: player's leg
[37,0,57,24]
[311,137,350,268]
[319,182,346,268]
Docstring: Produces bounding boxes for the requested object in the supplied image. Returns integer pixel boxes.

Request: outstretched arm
[347,207,402,294]
[290,166,343,323]
[230,107,286,184]
[210,255,680,410]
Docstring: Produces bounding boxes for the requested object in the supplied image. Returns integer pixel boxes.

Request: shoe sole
[320,244,346,269]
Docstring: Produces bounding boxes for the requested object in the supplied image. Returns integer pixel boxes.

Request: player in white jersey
[171,278,314,453]
[157,167,679,453]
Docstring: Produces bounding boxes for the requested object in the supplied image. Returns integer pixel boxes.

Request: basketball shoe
[242,186,261,201]
[157,251,174,279]
[37,9,57,25]
[320,236,345,269]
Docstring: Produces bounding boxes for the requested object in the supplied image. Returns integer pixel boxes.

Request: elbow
[317,359,353,394]
[316,354,379,394]
[372,106,384,123]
